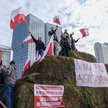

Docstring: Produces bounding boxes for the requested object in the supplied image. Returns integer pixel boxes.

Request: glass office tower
[94,42,108,64]
[12,14,45,78]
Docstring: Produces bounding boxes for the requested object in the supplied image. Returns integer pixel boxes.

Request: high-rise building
[0,45,11,67]
[94,42,108,64]
[12,14,45,78]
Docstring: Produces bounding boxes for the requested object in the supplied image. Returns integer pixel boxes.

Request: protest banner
[34,84,64,108]
[74,59,108,87]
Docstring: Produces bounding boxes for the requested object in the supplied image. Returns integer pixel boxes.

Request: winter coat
[48,29,58,42]
[31,35,45,51]
[4,64,17,85]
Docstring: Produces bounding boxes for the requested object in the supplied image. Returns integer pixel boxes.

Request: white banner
[74,59,108,87]
[34,84,65,108]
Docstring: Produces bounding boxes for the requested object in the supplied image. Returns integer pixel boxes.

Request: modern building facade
[94,42,108,64]
[12,14,45,78]
[0,45,11,67]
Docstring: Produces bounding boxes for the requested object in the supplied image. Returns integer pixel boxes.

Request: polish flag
[53,16,61,25]
[22,57,30,77]
[38,36,54,64]
[10,7,26,29]
[23,35,33,44]
[79,28,89,38]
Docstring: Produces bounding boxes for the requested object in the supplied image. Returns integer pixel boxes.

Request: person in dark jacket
[48,26,59,55]
[29,32,45,57]
[60,33,71,57]
[64,29,69,38]
[70,33,80,50]
[48,26,58,41]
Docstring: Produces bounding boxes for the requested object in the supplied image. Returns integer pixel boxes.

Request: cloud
[77,0,87,5]
[0,0,108,56]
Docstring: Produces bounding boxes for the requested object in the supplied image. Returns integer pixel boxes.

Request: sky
[0,0,108,55]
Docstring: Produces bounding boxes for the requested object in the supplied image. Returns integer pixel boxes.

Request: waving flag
[22,57,30,77]
[53,16,61,25]
[23,35,33,44]
[79,28,89,38]
[38,36,54,64]
[10,7,26,29]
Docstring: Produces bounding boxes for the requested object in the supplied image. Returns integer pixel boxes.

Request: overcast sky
[0,0,108,55]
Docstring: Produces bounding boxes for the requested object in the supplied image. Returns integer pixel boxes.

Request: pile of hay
[14,51,108,108]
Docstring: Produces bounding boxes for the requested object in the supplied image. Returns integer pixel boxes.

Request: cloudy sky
[0,0,108,55]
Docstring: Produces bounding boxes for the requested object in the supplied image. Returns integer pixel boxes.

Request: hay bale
[14,51,108,108]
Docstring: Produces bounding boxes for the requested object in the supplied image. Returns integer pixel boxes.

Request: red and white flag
[10,7,26,29]
[23,35,33,44]
[79,28,89,38]
[53,16,61,25]
[22,57,30,77]
[38,36,54,64]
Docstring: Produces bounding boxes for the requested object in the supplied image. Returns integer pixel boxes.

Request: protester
[64,29,69,38]
[60,33,71,57]
[3,60,17,108]
[48,26,59,55]
[29,32,46,57]
[70,32,80,51]
[64,29,71,47]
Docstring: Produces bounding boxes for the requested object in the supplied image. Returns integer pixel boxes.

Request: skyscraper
[94,42,108,64]
[12,14,45,78]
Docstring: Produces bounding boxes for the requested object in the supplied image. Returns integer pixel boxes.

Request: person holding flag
[48,26,59,55]
[70,32,80,51]
[29,32,46,58]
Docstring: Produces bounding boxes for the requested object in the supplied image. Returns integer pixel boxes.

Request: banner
[34,84,65,108]
[74,59,108,87]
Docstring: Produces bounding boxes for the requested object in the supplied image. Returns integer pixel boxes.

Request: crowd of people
[0,26,79,108]
[29,26,80,58]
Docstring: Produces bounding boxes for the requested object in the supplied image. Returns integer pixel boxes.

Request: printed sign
[34,84,65,108]
[74,59,108,87]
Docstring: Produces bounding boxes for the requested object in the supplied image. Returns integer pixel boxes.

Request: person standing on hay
[48,26,59,55]
[70,32,80,51]
[60,33,71,57]
[29,32,46,59]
